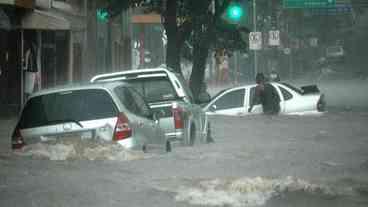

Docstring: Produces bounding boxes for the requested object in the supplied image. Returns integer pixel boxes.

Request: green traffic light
[97,8,109,22]
[227,4,244,21]
[221,1,247,25]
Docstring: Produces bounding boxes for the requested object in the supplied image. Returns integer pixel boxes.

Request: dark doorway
[0,29,21,117]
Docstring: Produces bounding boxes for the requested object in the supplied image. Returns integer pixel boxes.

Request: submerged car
[11,82,167,152]
[203,82,326,116]
[91,67,212,149]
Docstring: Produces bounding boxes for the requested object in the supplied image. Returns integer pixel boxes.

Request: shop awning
[21,9,70,30]
[0,0,34,9]
[132,14,161,24]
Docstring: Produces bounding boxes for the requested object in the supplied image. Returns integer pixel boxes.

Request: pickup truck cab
[91,67,212,150]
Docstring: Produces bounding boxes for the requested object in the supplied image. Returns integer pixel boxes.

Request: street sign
[307,4,352,15]
[249,32,262,50]
[283,0,336,8]
[268,30,280,46]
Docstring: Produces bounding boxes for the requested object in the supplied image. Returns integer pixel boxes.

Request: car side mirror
[209,104,217,112]
[197,92,211,104]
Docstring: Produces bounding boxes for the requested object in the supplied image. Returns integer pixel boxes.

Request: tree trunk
[189,13,215,101]
[189,36,210,101]
[163,0,181,74]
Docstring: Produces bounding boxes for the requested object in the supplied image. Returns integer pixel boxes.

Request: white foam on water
[287,111,325,116]
[174,177,353,207]
[14,141,147,161]
[81,144,146,161]
[15,143,76,161]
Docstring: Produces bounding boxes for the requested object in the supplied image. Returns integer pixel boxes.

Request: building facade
[0,0,132,116]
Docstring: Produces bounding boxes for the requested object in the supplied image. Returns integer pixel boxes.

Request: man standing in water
[248,72,280,115]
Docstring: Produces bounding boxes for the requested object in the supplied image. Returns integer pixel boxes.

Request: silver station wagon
[11,82,167,152]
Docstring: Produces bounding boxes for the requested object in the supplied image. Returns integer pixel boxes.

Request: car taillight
[113,112,132,141]
[11,127,25,150]
[172,102,184,129]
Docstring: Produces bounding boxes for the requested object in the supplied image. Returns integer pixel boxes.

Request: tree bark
[189,14,213,101]
[188,0,226,100]
[189,38,210,101]
[163,0,181,74]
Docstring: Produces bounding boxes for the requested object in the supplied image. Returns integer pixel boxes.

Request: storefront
[0,2,74,116]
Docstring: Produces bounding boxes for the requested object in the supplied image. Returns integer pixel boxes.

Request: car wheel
[166,141,172,152]
[189,125,196,146]
[317,97,326,112]
[142,145,147,153]
[319,102,326,112]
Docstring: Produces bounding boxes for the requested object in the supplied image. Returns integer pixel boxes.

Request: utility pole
[83,0,88,81]
[253,0,258,75]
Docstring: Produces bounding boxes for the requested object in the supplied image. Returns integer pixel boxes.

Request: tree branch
[215,0,231,18]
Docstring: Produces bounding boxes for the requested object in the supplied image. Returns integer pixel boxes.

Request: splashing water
[174,177,354,207]
[14,140,147,161]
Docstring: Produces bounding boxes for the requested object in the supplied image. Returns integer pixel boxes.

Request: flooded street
[1,0,368,206]
[1,106,368,206]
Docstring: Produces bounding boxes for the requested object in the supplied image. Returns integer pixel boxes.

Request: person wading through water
[248,72,280,115]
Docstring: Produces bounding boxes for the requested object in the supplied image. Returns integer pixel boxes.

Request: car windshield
[124,77,178,103]
[18,89,117,129]
[210,88,231,102]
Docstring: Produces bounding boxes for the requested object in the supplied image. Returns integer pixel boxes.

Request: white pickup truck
[91,67,213,151]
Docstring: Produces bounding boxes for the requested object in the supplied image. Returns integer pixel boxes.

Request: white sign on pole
[268,30,280,46]
[249,32,262,50]
[284,48,291,55]
[310,37,318,47]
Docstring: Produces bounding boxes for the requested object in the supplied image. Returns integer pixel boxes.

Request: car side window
[115,86,140,115]
[279,86,293,101]
[212,89,245,110]
[128,87,152,118]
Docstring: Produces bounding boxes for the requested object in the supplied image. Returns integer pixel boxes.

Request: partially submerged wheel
[317,94,326,112]
[206,122,214,143]
[166,141,172,152]
[142,145,147,153]
[189,125,196,146]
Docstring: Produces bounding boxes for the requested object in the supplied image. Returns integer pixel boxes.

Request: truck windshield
[125,77,179,103]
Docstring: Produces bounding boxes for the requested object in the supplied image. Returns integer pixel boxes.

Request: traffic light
[97,8,109,22]
[222,1,247,25]
[226,3,244,21]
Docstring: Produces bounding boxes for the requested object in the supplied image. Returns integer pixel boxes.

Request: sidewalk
[0,117,17,154]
